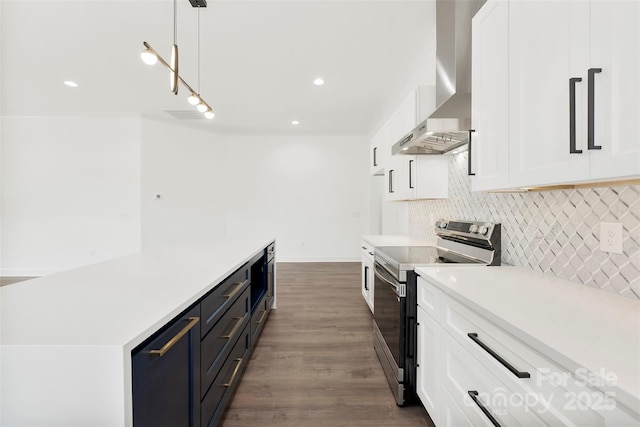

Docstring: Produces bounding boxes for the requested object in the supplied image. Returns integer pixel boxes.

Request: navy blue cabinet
[131,244,275,427]
[132,305,201,427]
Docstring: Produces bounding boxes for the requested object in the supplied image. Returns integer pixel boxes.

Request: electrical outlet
[599,222,623,254]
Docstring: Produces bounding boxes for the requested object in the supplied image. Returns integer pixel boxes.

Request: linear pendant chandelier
[141,0,214,119]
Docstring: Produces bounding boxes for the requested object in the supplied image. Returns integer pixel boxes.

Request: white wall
[0,114,369,273]
[224,135,369,261]
[140,118,228,250]
[0,115,141,276]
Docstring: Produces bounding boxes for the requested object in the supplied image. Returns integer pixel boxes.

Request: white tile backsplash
[408,152,640,300]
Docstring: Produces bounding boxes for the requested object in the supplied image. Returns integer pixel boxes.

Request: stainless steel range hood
[392,0,485,155]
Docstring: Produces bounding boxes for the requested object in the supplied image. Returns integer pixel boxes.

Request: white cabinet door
[370,133,385,176]
[416,306,441,426]
[470,0,510,191]
[508,0,591,188]
[589,0,640,180]
[385,90,417,201]
[414,156,448,200]
[361,242,374,313]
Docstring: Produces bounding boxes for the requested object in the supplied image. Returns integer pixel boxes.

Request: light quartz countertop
[362,234,434,247]
[415,265,640,416]
[0,236,274,427]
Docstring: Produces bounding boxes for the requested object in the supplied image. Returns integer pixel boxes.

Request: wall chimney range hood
[392,0,485,155]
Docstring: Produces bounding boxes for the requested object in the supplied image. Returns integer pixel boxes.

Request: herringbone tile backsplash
[408,152,640,299]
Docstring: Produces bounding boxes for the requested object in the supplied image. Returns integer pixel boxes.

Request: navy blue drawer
[200,265,250,340]
[201,324,251,427]
[201,285,250,399]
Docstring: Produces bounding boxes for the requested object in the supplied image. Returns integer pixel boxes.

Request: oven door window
[373,262,405,368]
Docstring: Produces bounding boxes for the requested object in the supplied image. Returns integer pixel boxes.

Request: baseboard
[276,257,360,263]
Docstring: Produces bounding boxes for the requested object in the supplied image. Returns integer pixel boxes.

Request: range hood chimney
[392,0,485,155]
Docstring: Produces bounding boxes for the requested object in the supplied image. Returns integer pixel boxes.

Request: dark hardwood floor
[222,262,434,427]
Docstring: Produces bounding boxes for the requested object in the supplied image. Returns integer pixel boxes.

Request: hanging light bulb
[140,48,158,65]
[204,110,214,119]
[196,101,208,113]
[187,93,200,105]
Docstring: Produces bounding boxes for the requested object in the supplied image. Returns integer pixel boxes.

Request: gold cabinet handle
[221,317,243,340]
[150,317,200,357]
[222,280,248,299]
[222,358,243,387]
[255,310,267,325]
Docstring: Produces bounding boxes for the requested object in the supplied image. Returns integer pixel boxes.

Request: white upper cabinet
[470,0,510,192]
[385,86,449,201]
[471,0,639,191]
[508,0,590,188]
[588,0,640,181]
[370,123,388,176]
[508,0,639,188]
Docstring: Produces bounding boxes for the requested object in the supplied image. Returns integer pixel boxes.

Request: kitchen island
[0,236,275,427]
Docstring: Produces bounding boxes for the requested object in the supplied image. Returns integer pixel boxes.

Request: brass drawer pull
[223,280,248,299]
[222,358,243,387]
[221,317,243,340]
[255,310,267,325]
[150,317,199,357]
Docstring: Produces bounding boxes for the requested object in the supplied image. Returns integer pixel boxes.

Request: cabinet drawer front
[201,265,250,339]
[250,295,270,348]
[201,286,250,399]
[417,276,441,321]
[442,332,547,427]
[201,324,251,427]
[361,241,374,262]
[443,295,604,426]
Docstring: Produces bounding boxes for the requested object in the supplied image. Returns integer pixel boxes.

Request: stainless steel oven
[372,219,501,406]
[373,260,410,406]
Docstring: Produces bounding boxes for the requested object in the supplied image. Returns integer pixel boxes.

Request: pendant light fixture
[170,0,179,94]
[141,0,214,119]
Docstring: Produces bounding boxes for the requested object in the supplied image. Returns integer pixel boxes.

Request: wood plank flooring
[222,262,434,427]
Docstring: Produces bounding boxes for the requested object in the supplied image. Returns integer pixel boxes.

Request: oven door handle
[374,264,400,296]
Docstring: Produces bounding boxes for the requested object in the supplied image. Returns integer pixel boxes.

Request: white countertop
[0,236,274,426]
[415,265,640,415]
[362,234,434,247]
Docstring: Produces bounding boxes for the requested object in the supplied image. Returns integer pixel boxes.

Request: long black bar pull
[468,391,502,427]
[468,333,531,378]
[569,77,583,154]
[409,160,414,188]
[468,129,476,175]
[588,68,602,150]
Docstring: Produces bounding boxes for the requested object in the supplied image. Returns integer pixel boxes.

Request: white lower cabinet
[361,241,374,313]
[416,306,441,425]
[416,276,638,427]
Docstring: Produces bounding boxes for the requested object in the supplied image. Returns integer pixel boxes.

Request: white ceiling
[0,0,436,135]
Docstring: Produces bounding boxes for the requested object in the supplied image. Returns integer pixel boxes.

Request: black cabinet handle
[389,170,395,193]
[364,265,369,291]
[373,147,378,167]
[467,333,530,379]
[468,129,476,175]
[569,77,583,154]
[409,160,414,188]
[588,68,602,150]
[468,391,502,427]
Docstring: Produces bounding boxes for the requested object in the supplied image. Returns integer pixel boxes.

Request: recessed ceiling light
[291,120,300,125]
[313,78,325,86]
[64,81,78,87]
